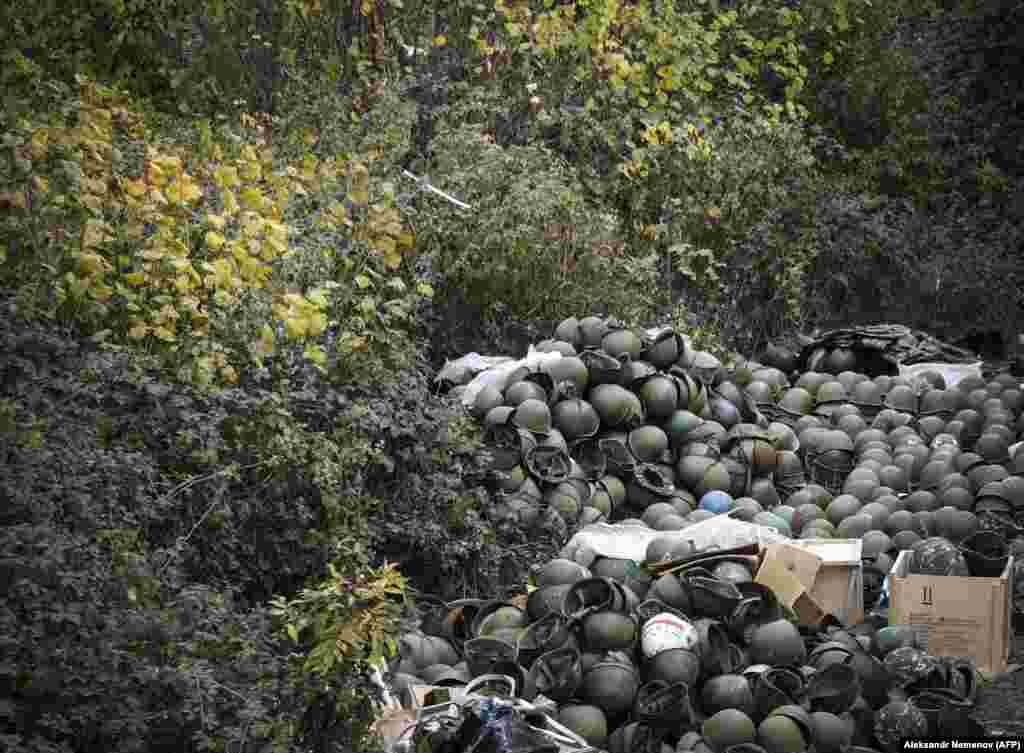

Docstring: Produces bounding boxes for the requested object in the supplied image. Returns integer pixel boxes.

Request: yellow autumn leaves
[8,73,421,389]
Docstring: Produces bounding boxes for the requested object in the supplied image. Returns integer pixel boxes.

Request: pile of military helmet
[470,315,1024,578]
[389,570,985,752]
[384,315,1024,752]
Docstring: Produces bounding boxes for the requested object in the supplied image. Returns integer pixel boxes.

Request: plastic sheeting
[898,361,983,389]
[458,347,566,410]
[561,514,790,565]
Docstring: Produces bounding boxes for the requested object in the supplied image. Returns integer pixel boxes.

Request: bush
[412,110,662,327]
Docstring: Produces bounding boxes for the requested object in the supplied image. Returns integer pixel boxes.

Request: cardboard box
[755,539,864,627]
[888,550,1012,674]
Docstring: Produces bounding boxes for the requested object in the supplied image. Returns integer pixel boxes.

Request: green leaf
[287,623,299,642]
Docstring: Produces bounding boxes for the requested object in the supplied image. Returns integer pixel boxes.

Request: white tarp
[898,361,983,389]
[459,347,566,409]
[562,514,790,564]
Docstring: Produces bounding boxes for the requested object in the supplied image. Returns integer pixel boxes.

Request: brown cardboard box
[888,550,1013,674]
[755,539,864,627]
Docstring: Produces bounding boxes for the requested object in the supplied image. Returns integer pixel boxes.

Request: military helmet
[581,610,638,652]
[815,380,849,404]
[874,701,929,753]
[779,387,815,416]
[527,645,583,702]
[505,379,549,407]
[580,348,623,387]
[512,397,552,435]
[602,327,644,360]
[546,355,590,393]
[607,722,669,753]
[556,703,608,749]
[463,635,518,678]
[745,380,775,406]
[472,384,505,419]
[645,329,689,369]
[909,536,968,575]
[757,714,808,753]
[591,383,645,428]
[884,385,918,414]
[884,646,943,690]
[809,712,853,753]
[629,425,671,463]
[749,619,807,668]
[578,316,609,348]
[553,317,582,347]
[702,709,757,752]
[639,375,681,421]
[581,658,640,715]
[702,673,755,717]
[552,398,601,441]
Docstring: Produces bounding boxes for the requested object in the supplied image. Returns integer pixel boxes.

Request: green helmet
[602,327,644,360]
[817,429,855,453]
[472,384,505,419]
[639,375,681,421]
[702,709,756,752]
[645,329,689,370]
[778,387,815,416]
[554,316,583,348]
[673,369,709,415]
[761,343,798,374]
[482,404,515,430]
[520,614,577,672]
[505,379,548,406]
[805,663,860,714]
[580,348,623,387]
[544,482,583,523]
[538,426,569,453]
[546,355,590,392]
[757,715,807,753]
[599,475,628,507]
[526,583,573,621]
[634,680,694,737]
[608,722,669,753]
[527,645,583,702]
[885,384,918,413]
[553,398,601,441]
[556,704,608,748]
[702,674,755,717]
[591,383,645,428]
[745,380,775,406]
[748,619,807,667]
[621,359,659,388]
[512,397,552,434]
[852,380,884,407]
[579,316,609,349]
[471,601,529,638]
[535,557,591,587]
[629,425,670,463]
[581,610,638,652]
[814,380,848,404]
[581,659,640,716]
[463,635,517,678]
[525,444,572,484]
[809,712,852,753]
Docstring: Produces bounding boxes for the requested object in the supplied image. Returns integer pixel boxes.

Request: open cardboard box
[888,549,1013,674]
[755,539,864,627]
